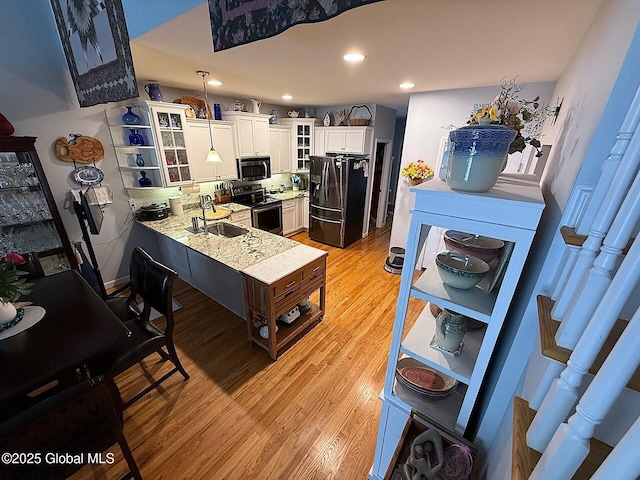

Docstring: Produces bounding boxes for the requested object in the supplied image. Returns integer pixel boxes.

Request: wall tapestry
[50,0,138,107]
[208,0,384,51]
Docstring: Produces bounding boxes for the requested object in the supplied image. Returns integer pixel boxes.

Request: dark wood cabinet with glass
[0,136,77,275]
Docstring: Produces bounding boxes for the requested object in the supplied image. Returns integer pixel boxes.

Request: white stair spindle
[591,415,640,480]
[530,303,640,480]
[527,234,640,451]
[576,85,640,236]
[551,95,640,321]
[556,169,640,348]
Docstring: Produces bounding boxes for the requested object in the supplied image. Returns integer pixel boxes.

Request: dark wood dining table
[0,269,130,404]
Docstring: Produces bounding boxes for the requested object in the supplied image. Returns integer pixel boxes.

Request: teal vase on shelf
[135,154,145,167]
[138,171,152,187]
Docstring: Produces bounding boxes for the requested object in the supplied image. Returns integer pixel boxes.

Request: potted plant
[0,253,32,325]
[447,78,553,193]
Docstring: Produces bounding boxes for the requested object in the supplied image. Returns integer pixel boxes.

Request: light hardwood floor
[72,225,418,480]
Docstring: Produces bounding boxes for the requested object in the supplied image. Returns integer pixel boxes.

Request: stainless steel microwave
[237,156,271,181]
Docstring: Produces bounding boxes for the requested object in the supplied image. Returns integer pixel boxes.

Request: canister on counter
[169,196,183,215]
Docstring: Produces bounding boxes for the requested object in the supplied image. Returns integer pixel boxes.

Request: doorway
[370,140,393,229]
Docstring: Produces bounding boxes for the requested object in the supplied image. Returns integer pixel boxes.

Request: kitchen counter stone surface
[268,190,309,201]
[137,208,324,277]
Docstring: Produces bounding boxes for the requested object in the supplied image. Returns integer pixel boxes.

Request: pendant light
[196,70,222,164]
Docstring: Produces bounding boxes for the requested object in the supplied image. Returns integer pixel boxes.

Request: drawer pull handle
[312,266,320,272]
[286,281,296,288]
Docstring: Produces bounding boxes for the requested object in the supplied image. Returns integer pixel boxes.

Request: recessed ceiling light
[399,83,415,89]
[343,53,366,62]
[207,80,223,86]
[282,95,293,100]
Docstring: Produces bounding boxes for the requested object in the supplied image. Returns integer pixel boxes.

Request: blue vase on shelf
[269,109,278,125]
[135,154,145,167]
[121,106,142,125]
[138,171,152,187]
[129,129,144,146]
[144,83,163,101]
[213,103,222,121]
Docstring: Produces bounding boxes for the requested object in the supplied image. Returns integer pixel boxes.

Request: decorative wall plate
[73,165,104,186]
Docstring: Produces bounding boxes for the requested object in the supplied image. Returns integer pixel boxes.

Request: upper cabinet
[281,118,316,171]
[105,104,164,189]
[316,126,373,155]
[148,102,193,186]
[269,125,292,174]
[185,119,237,181]
[222,111,270,158]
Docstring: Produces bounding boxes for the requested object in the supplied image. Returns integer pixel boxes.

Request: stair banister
[527,232,640,451]
[590,415,640,480]
[530,302,640,480]
[551,88,640,321]
[575,85,640,236]
[555,168,640,348]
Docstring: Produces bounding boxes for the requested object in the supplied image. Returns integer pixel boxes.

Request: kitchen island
[135,206,326,359]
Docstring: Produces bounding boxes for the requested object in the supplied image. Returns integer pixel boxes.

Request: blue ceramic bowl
[435,251,490,289]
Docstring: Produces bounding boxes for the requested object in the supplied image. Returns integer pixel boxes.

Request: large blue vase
[121,106,142,125]
[446,125,517,193]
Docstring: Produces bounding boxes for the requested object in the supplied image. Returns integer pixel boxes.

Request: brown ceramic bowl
[444,230,504,263]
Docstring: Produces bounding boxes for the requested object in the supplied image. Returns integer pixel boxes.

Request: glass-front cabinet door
[149,103,192,186]
[0,136,78,275]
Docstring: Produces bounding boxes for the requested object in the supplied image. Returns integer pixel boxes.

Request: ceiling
[130,0,604,114]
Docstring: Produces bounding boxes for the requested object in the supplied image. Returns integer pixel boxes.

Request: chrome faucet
[199,194,216,232]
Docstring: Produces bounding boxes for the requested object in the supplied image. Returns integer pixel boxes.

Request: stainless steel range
[231,184,283,235]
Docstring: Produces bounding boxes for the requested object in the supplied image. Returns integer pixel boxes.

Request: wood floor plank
[70,225,401,480]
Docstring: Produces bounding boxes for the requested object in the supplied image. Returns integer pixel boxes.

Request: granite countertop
[136,208,325,283]
[268,190,309,201]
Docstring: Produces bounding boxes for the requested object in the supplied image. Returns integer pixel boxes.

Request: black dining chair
[92,257,189,408]
[0,375,142,480]
[105,247,153,322]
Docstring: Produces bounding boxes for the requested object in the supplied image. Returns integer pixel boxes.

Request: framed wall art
[50,0,138,107]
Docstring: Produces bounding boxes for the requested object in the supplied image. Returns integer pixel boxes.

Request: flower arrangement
[401,160,434,181]
[468,78,553,156]
[0,253,31,303]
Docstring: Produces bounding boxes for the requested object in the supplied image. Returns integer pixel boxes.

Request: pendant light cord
[197,70,214,149]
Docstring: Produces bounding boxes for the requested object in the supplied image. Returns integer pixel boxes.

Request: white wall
[388,82,556,251]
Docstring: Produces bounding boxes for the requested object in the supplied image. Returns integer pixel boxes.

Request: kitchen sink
[206,222,248,238]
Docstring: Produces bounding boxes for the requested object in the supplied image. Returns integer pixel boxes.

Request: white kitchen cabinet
[230,209,252,228]
[269,125,292,174]
[302,196,309,229]
[105,104,165,189]
[281,118,316,171]
[282,198,297,236]
[324,126,372,154]
[369,175,545,479]
[314,128,326,156]
[185,119,237,181]
[148,101,194,186]
[223,111,270,157]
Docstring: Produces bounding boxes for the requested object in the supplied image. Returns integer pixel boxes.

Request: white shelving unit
[105,105,165,189]
[369,174,545,480]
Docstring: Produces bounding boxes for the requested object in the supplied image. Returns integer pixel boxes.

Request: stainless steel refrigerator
[309,154,368,248]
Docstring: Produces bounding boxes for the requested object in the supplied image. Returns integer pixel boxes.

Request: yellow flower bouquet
[401,160,434,183]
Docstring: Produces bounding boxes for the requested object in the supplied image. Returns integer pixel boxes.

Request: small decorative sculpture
[333,109,346,126]
[402,429,445,480]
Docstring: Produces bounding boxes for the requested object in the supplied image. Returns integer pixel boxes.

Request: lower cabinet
[302,196,309,229]
[282,199,297,235]
[230,209,252,227]
[283,197,308,236]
